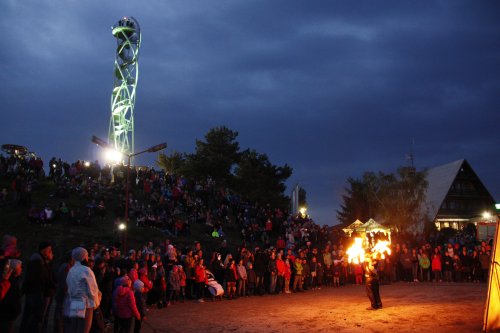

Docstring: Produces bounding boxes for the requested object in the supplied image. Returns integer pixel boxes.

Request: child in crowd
[293,257,303,292]
[134,280,146,333]
[432,253,442,282]
[168,265,181,305]
[178,265,186,303]
[316,262,324,289]
[284,258,292,293]
[236,259,247,297]
[246,262,256,296]
[225,260,237,300]
[325,263,333,287]
[333,261,341,287]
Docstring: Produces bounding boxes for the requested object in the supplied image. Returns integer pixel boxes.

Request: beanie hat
[72,247,88,262]
[133,279,144,291]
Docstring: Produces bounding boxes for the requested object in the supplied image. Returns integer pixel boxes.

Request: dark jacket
[0,276,22,322]
[224,267,237,283]
[268,259,277,274]
[253,252,267,276]
[22,252,55,297]
[134,291,146,318]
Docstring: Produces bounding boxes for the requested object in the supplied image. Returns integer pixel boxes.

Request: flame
[346,237,365,264]
[371,240,391,260]
[347,238,392,264]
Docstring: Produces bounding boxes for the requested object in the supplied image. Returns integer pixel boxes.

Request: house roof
[424,159,464,221]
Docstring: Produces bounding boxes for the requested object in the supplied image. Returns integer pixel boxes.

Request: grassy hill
[0,177,244,261]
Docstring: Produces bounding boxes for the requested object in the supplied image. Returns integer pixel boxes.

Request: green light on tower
[109,16,141,159]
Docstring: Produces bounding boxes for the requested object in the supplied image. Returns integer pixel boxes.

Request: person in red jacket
[138,268,153,293]
[275,253,286,294]
[0,260,13,301]
[431,253,442,282]
[113,276,141,333]
[194,259,207,303]
[284,258,292,294]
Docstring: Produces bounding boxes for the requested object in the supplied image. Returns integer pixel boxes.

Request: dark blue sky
[1,1,499,225]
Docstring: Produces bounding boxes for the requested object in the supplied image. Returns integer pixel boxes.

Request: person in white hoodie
[64,247,101,333]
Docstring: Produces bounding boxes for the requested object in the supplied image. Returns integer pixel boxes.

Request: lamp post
[92,136,166,253]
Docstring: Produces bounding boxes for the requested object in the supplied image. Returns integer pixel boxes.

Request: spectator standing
[168,265,181,305]
[292,258,303,292]
[20,241,56,333]
[431,253,442,282]
[399,248,413,282]
[246,262,257,296]
[283,259,292,294]
[442,252,453,282]
[178,265,187,302]
[0,259,22,333]
[64,247,101,333]
[113,276,141,333]
[268,252,277,294]
[224,260,237,300]
[419,253,430,282]
[133,280,146,333]
[479,251,490,283]
[236,259,247,297]
[194,259,207,302]
[54,252,74,333]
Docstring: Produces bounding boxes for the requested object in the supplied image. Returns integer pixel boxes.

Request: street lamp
[91,135,166,252]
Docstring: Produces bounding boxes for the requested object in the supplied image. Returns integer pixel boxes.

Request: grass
[0,177,244,261]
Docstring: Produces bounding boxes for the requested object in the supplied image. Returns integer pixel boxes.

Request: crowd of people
[0,229,493,333]
[0,153,495,333]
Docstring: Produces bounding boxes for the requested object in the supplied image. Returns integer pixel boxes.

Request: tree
[336,177,371,225]
[157,151,186,175]
[234,149,292,210]
[336,167,429,233]
[187,126,240,184]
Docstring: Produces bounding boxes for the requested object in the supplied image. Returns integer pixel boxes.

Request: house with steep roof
[424,159,496,232]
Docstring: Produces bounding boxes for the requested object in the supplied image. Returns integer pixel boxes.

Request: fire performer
[364,253,382,310]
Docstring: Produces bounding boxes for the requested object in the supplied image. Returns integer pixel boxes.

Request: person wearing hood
[113,275,141,332]
[64,247,101,333]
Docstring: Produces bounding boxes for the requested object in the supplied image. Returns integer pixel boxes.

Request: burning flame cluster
[346,237,392,264]
[346,237,365,264]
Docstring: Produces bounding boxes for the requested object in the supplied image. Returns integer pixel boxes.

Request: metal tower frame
[108,16,141,157]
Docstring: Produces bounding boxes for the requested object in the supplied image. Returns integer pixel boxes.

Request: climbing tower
[108,16,141,157]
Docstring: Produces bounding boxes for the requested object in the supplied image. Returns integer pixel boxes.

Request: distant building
[424,159,496,234]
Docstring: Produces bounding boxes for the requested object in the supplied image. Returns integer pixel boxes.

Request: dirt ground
[141,282,487,333]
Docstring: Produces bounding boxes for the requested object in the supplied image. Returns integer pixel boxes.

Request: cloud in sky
[1,0,499,224]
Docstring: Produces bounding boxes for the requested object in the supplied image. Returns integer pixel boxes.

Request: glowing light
[118,223,126,231]
[371,240,392,260]
[84,161,90,167]
[105,149,123,164]
[299,207,307,217]
[346,237,365,264]
[483,212,492,219]
[52,164,57,168]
